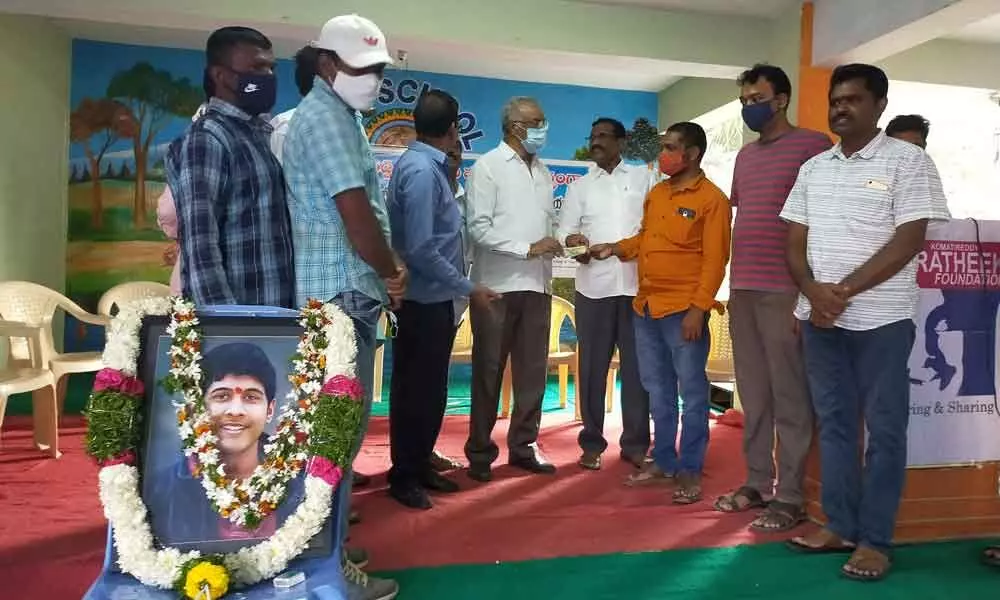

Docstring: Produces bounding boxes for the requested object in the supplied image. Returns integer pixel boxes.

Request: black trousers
[388,299,457,488]
[575,292,650,456]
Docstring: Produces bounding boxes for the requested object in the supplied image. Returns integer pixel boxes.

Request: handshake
[561,234,617,264]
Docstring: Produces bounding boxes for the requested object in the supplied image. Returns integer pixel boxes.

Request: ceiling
[50,17,725,92]
[946,12,1000,43]
[570,0,802,18]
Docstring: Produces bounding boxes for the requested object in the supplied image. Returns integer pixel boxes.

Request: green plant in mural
[623,117,661,164]
[107,62,202,228]
[573,145,592,161]
[69,98,138,229]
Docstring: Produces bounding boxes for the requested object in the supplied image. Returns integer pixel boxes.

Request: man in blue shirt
[166,26,294,308]
[281,14,403,600]
[386,91,500,510]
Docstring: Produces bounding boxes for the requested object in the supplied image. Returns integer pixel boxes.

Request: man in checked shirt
[166,26,294,308]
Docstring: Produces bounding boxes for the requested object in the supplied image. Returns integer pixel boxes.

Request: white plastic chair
[98,281,173,316]
[0,281,109,415]
[0,320,59,457]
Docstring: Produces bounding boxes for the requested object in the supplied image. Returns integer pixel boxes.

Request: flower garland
[84,297,364,597]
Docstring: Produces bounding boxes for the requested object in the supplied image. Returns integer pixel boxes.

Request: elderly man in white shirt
[464,96,563,481]
[558,117,652,471]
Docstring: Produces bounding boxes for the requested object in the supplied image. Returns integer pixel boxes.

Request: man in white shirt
[557,118,651,471]
[464,96,563,481]
[269,45,319,164]
[781,64,950,582]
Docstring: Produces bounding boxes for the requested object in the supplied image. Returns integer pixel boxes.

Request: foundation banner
[907,219,1000,466]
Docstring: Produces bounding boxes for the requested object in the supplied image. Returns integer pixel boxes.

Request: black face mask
[225,69,277,116]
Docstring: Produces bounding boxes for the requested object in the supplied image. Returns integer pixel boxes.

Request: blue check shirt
[388,141,473,303]
[165,98,295,308]
[282,77,391,307]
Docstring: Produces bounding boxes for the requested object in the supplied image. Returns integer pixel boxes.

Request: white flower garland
[96,297,356,590]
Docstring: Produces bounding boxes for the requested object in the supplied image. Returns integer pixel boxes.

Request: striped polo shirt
[730,128,832,292]
[779,132,951,331]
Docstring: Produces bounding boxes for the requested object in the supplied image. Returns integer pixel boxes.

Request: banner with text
[907,219,1000,466]
[373,146,590,278]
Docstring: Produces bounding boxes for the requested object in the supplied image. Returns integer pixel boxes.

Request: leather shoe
[578,451,602,470]
[421,471,460,493]
[352,471,372,487]
[389,485,432,510]
[429,450,464,472]
[510,455,556,474]
[467,463,492,482]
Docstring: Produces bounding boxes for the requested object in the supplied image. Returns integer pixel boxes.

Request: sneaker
[624,462,674,487]
[342,559,399,600]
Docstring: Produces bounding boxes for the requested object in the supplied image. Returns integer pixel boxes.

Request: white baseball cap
[314,14,394,69]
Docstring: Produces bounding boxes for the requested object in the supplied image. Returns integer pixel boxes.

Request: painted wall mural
[66,39,657,350]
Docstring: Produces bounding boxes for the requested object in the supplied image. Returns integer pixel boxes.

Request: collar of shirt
[830,130,887,160]
[591,159,629,179]
[208,97,274,134]
[664,171,707,195]
[408,140,449,170]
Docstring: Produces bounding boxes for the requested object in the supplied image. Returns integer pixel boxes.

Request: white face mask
[331,72,380,111]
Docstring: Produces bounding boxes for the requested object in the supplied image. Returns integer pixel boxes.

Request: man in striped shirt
[713,64,831,531]
[781,64,950,581]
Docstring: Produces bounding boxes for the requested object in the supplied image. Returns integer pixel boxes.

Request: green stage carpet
[380,540,998,599]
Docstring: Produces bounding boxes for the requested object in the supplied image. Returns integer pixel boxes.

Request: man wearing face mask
[280,13,401,600]
[165,26,294,308]
[464,96,563,482]
[713,64,831,531]
[590,122,731,505]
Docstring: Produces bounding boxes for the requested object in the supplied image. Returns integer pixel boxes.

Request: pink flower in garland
[306,456,343,487]
[97,449,136,468]
[93,368,145,397]
[320,375,363,401]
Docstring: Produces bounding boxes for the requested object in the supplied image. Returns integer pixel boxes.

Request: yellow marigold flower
[183,562,229,599]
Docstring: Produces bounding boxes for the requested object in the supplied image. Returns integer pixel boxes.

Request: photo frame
[116,314,334,560]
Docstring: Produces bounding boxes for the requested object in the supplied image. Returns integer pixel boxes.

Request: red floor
[0,411,782,598]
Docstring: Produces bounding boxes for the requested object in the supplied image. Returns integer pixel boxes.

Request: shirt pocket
[847,177,895,232]
[661,207,703,247]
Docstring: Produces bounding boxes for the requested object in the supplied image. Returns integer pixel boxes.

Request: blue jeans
[633,309,711,475]
[329,291,381,543]
[801,319,915,554]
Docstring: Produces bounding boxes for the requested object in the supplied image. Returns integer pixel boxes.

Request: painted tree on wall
[69,98,137,229]
[623,117,661,165]
[107,62,202,228]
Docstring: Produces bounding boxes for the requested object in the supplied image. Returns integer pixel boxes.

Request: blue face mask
[741,101,775,133]
[521,123,549,155]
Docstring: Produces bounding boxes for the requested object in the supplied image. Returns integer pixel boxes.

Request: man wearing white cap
[281,13,402,600]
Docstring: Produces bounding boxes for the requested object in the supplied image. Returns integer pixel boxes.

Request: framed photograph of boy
[129,314,334,558]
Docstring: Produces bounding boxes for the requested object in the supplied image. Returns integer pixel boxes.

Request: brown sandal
[713,486,766,513]
[841,547,891,582]
[672,474,702,505]
[786,528,856,554]
[983,546,1000,568]
[750,501,806,533]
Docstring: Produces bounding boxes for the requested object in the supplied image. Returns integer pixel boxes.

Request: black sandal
[713,486,766,513]
[983,546,1000,568]
[750,501,806,533]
